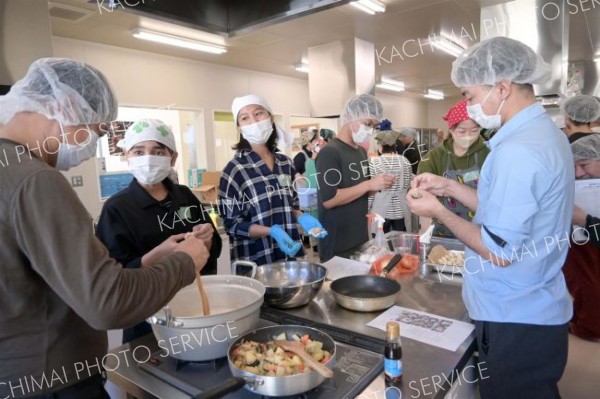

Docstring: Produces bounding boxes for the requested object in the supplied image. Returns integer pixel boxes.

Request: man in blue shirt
[408,37,574,399]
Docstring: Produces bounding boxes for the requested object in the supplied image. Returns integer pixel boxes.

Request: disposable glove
[269,225,302,257]
[298,214,328,238]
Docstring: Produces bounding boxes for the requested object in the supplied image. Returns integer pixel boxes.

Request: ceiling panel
[48,0,515,100]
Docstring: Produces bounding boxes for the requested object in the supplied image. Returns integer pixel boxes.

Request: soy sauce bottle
[384,321,403,383]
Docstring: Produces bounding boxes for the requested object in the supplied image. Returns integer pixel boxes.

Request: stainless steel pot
[147,275,265,361]
[330,275,400,312]
[194,325,336,398]
[232,260,326,308]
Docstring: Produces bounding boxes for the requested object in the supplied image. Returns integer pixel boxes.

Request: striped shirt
[368,154,413,219]
[218,149,303,265]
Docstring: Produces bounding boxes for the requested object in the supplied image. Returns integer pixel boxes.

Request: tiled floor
[558,335,600,398]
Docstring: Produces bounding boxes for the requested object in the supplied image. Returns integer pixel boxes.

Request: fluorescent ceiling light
[131,28,227,55]
[351,0,386,15]
[424,89,444,100]
[376,77,405,92]
[295,63,309,73]
[431,36,465,57]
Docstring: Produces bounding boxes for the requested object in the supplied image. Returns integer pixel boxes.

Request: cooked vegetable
[231,335,332,377]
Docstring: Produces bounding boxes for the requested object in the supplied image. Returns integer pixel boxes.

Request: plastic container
[389,233,420,255]
[298,188,318,208]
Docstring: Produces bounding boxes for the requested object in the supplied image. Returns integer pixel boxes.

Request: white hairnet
[571,134,600,161]
[117,119,177,152]
[0,58,117,126]
[230,94,292,148]
[451,37,551,87]
[231,94,273,124]
[340,94,383,127]
[561,95,600,123]
[398,127,418,139]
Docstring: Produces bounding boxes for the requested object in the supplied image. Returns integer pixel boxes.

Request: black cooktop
[138,319,383,398]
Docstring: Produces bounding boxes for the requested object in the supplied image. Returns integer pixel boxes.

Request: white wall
[0,0,53,85]
[426,96,463,131]
[377,93,429,128]
[52,36,311,169]
[51,36,443,217]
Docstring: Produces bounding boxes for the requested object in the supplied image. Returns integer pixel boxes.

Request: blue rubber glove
[298,214,328,238]
[269,225,302,257]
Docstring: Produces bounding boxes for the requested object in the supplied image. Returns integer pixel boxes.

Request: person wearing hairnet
[397,127,422,174]
[592,97,600,133]
[219,95,326,266]
[431,127,446,147]
[0,58,208,398]
[293,128,318,177]
[368,119,413,233]
[561,94,600,143]
[95,119,221,344]
[407,37,574,398]
[417,100,490,238]
[563,134,600,342]
[319,128,335,142]
[316,94,395,262]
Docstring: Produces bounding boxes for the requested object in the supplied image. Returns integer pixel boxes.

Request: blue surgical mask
[55,124,99,171]
[352,124,374,144]
[466,87,505,130]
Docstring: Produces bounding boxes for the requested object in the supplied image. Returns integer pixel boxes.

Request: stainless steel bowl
[232,261,327,308]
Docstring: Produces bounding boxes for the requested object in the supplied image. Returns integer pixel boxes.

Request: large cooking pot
[194,325,336,398]
[232,260,326,308]
[147,275,265,361]
[330,275,400,312]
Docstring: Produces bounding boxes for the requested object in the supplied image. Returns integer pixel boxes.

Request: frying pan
[194,325,335,398]
[330,275,400,312]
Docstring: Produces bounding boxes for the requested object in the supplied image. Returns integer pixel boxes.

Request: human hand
[269,225,302,257]
[411,173,451,196]
[370,174,396,191]
[406,189,446,218]
[192,223,214,249]
[298,214,328,238]
[573,205,588,227]
[175,235,209,275]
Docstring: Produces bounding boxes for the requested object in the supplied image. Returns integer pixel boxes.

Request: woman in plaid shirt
[219,95,326,265]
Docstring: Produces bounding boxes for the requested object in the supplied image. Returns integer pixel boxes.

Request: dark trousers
[26,374,110,399]
[383,218,406,234]
[474,320,569,399]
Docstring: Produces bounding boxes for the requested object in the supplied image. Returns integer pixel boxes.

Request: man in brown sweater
[0,58,208,398]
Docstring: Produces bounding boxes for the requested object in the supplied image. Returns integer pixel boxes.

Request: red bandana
[442,99,471,128]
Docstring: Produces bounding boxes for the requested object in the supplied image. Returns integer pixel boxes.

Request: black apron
[433,151,480,238]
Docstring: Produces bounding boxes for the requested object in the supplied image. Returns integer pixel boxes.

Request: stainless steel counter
[105,235,476,399]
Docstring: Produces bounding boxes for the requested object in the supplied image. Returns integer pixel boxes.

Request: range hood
[481,0,600,98]
[97,0,351,37]
[480,0,568,97]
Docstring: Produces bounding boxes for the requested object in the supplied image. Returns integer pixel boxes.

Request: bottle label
[384,358,403,378]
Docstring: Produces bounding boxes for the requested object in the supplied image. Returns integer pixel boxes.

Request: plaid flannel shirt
[218,150,302,265]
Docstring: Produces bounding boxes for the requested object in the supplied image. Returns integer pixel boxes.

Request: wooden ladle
[276,340,334,378]
[196,275,210,316]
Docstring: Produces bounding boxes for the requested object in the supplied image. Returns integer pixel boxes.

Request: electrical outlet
[71,176,83,187]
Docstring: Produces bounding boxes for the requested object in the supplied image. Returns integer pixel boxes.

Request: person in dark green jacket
[417,99,490,238]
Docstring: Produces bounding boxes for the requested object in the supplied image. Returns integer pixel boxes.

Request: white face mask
[352,124,373,144]
[240,119,273,145]
[452,135,479,150]
[128,155,172,185]
[55,125,99,171]
[466,87,505,130]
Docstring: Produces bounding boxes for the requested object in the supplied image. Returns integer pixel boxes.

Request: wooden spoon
[196,275,210,316]
[276,340,334,378]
